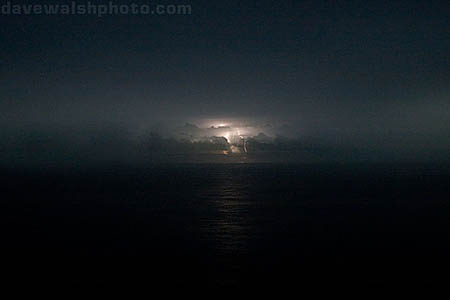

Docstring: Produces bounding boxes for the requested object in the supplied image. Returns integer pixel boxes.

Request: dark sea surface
[2,163,450,288]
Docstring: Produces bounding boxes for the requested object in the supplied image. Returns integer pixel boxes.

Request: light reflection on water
[196,167,254,256]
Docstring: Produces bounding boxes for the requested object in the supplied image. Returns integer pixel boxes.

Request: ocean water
[2,163,450,288]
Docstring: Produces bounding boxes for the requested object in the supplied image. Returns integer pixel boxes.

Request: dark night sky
[1,0,449,162]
